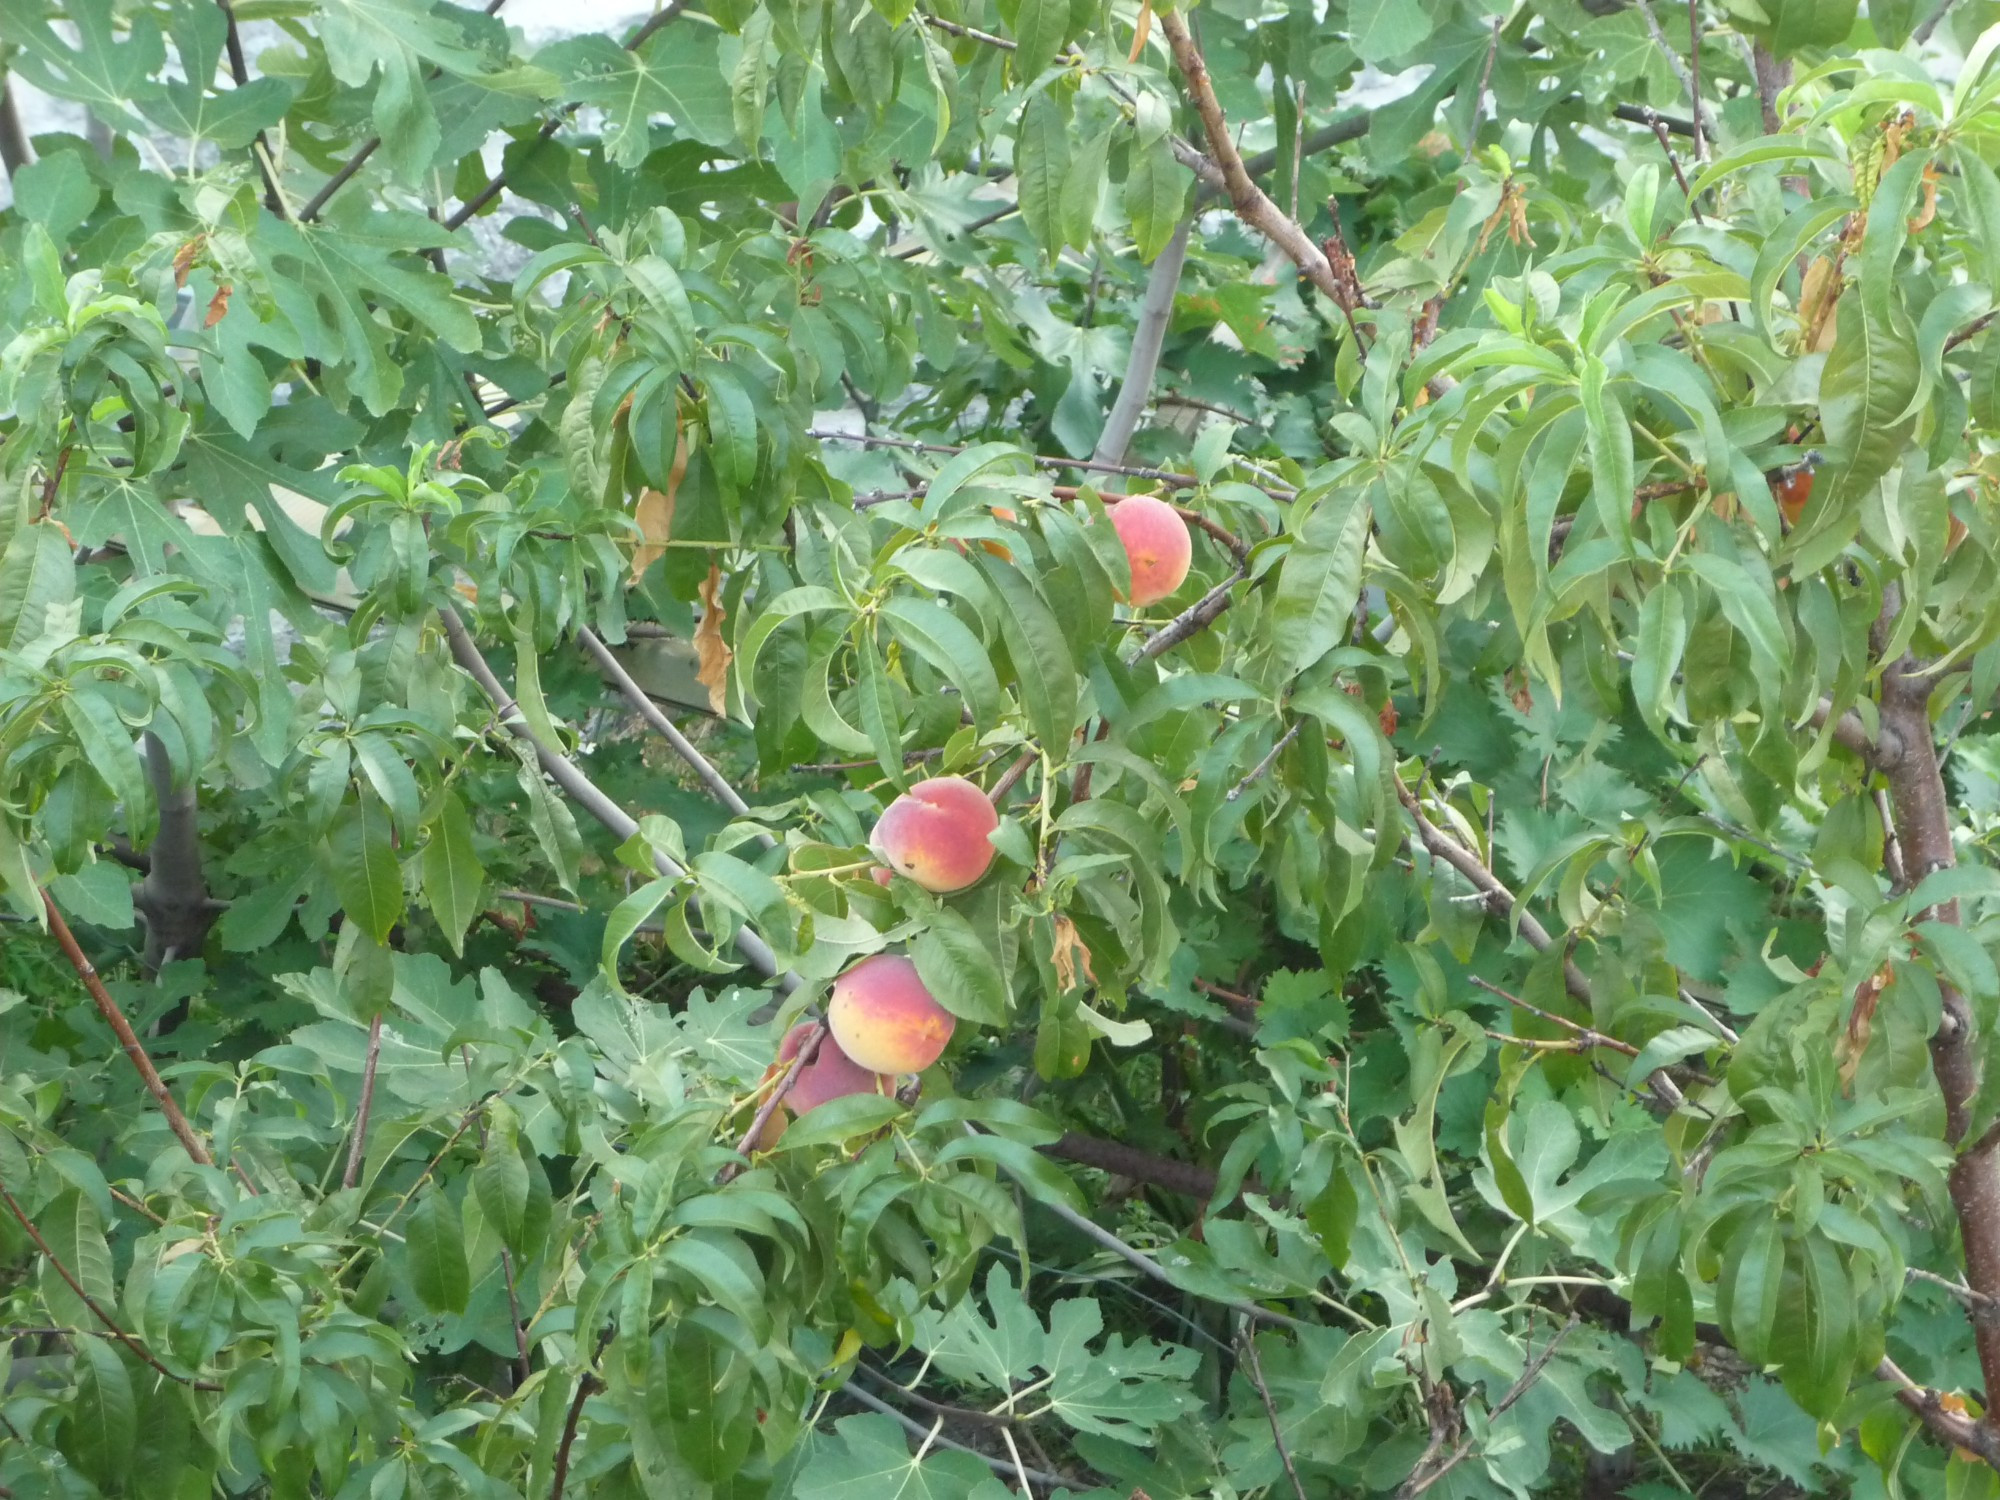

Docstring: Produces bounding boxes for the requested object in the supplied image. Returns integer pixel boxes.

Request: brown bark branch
[1158,9,1342,303]
[41,890,213,1167]
[1874,596,2000,1445]
[549,1367,602,1498]
[342,1014,383,1190]
[1881,1355,2000,1466]
[1130,568,1246,663]
[1042,1133,1222,1200]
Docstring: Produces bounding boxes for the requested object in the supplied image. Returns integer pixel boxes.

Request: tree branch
[438,606,797,994]
[1239,1326,1310,1500]
[1396,783,1688,1110]
[1130,567,1246,663]
[810,428,1295,496]
[840,1384,1069,1489]
[0,83,31,181]
[1880,1355,2000,1467]
[1400,1319,1579,1496]
[1157,9,1342,303]
[0,1180,219,1390]
[1093,218,1193,468]
[135,733,214,971]
[1874,593,2000,1447]
[342,1014,383,1190]
[1042,1132,1224,1200]
[576,625,773,846]
[42,890,214,1167]
[444,3,688,231]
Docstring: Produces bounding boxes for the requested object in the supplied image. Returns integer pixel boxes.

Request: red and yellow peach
[1108,495,1192,607]
[828,953,956,1074]
[870,775,999,893]
[749,1022,895,1149]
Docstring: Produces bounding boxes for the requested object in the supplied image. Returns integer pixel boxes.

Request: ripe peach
[1109,496,1192,607]
[749,1023,894,1150]
[870,776,998,893]
[828,953,956,1074]
[778,1022,894,1112]
[870,865,895,888]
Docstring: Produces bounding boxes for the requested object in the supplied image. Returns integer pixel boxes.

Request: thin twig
[1227,724,1301,801]
[1643,112,1703,224]
[841,1384,1068,1489]
[42,890,214,1167]
[807,428,1290,495]
[1632,0,1718,146]
[1880,1355,2000,1466]
[989,749,1039,804]
[0,1181,219,1390]
[1239,1325,1310,1500]
[1401,1318,1579,1496]
[444,2,689,231]
[342,1013,384,1190]
[1466,976,1642,1059]
[728,1022,826,1168]
[577,625,772,845]
[438,606,797,993]
[1470,18,1501,142]
[1914,0,1959,45]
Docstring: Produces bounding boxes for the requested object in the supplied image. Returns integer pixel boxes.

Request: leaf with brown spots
[694,562,732,717]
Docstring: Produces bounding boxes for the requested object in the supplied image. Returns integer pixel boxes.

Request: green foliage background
[4,0,2000,1495]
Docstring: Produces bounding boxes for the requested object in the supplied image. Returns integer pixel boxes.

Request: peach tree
[5,0,2000,1495]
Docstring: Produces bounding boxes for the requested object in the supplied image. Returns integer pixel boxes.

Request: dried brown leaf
[695,562,732,717]
[630,422,688,583]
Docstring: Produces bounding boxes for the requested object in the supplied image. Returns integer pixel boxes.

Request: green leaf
[1273,483,1372,679]
[474,1130,533,1258]
[881,596,1004,730]
[779,1091,907,1149]
[1818,294,1920,509]
[793,1413,996,1500]
[912,907,1011,1025]
[1016,93,1071,260]
[1719,1216,1785,1366]
[36,1191,115,1333]
[538,29,736,166]
[661,1232,772,1343]
[1125,137,1187,264]
[1772,1234,1857,1421]
[0,523,78,651]
[66,1337,136,1492]
[1010,0,1071,70]
[1349,0,1433,63]
[0,0,164,134]
[974,552,1077,762]
[327,791,405,945]
[406,1189,471,1315]
[421,790,484,957]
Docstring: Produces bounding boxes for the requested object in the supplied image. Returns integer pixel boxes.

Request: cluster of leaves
[6,0,2000,1496]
